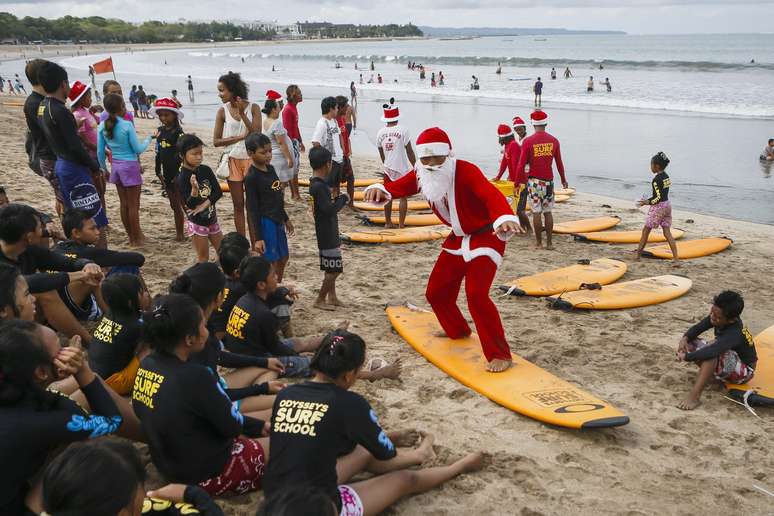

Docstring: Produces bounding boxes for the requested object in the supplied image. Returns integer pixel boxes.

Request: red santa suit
[366,127,519,362]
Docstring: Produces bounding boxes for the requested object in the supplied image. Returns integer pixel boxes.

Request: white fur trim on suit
[443,235,503,267]
[447,165,464,237]
[363,183,392,207]
[416,142,451,158]
[492,214,521,241]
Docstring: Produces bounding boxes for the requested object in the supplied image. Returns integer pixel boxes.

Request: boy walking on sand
[308,147,348,310]
[676,291,757,410]
[376,98,415,228]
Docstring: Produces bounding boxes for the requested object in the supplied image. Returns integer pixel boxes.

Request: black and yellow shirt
[155,125,184,185]
[131,352,265,484]
[685,316,758,366]
[263,382,396,511]
[177,165,222,227]
[244,164,288,241]
[88,312,143,378]
[223,292,288,358]
[647,171,671,205]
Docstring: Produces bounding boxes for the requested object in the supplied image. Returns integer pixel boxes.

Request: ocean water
[56,34,774,224]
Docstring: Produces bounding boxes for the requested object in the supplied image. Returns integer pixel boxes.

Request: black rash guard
[23,91,55,161]
[685,316,758,366]
[647,171,671,205]
[244,164,288,241]
[37,96,100,171]
[209,278,246,336]
[177,165,222,227]
[224,292,290,358]
[309,177,347,250]
[54,239,145,268]
[88,312,143,378]
[155,125,184,185]
[263,382,397,511]
[132,351,265,484]
[0,379,123,514]
[0,244,91,294]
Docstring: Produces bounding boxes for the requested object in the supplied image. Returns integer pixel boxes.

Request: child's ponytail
[310,330,366,379]
[102,93,123,140]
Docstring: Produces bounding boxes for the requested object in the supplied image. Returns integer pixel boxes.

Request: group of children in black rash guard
[0,76,763,516]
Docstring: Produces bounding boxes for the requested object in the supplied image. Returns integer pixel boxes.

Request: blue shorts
[261,217,289,262]
[275,339,312,378]
[56,159,108,228]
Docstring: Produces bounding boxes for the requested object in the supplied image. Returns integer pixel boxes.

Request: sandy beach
[1,102,772,514]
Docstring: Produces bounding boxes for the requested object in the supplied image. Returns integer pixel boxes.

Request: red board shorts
[688,339,755,384]
[199,437,266,496]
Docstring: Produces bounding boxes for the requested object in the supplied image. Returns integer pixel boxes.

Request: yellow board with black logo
[548,274,692,310]
[387,305,629,429]
[342,226,450,244]
[726,325,774,407]
[500,258,627,297]
[353,200,431,212]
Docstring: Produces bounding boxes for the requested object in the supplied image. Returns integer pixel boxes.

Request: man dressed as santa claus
[364,127,523,372]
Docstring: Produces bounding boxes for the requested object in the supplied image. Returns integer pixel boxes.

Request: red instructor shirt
[281,103,301,141]
[496,139,524,184]
[516,131,566,183]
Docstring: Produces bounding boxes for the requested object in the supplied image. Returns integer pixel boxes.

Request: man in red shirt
[516,110,569,249]
[494,124,530,232]
[282,84,304,201]
[335,96,355,205]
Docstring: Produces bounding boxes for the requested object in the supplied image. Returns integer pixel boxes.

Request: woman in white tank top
[213,72,262,242]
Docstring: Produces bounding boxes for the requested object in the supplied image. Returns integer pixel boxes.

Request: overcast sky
[3,0,774,34]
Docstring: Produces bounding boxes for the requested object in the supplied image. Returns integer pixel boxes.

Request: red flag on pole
[92,57,114,75]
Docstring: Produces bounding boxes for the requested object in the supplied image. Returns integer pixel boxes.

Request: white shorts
[338,485,364,516]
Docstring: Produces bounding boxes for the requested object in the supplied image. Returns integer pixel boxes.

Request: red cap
[512,116,526,128]
[416,127,452,157]
[266,89,283,102]
[67,80,90,105]
[530,110,549,126]
[149,97,184,119]
[497,123,514,138]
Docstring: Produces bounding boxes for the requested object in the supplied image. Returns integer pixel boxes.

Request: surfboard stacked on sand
[726,324,774,407]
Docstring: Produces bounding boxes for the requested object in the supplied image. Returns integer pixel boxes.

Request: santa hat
[67,80,90,105]
[149,97,184,119]
[265,89,283,102]
[381,97,400,123]
[416,127,452,158]
[497,123,514,138]
[530,110,549,126]
[512,116,526,128]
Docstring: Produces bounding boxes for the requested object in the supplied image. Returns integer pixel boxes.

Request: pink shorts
[186,220,222,237]
[338,485,364,516]
[109,159,143,187]
[645,201,672,229]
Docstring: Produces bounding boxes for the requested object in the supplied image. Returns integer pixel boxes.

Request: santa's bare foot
[366,359,402,381]
[453,452,486,474]
[335,320,351,331]
[487,359,513,373]
[416,432,436,463]
[313,300,336,311]
[677,396,701,410]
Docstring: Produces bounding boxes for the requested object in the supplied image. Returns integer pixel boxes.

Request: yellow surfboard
[554,194,570,203]
[342,226,450,244]
[219,182,230,192]
[500,258,627,297]
[553,217,621,234]
[573,228,685,244]
[353,200,431,212]
[641,237,732,260]
[387,305,629,428]
[299,177,381,187]
[548,275,692,310]
[362,213,443,226]
[726,325,774,407]
[555,187,576,196]
[490,180,515,197]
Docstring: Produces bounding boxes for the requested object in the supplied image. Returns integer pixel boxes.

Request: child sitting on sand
[151,97,186,241]
[309,147,348,311]
[262,330,483,515]
[676,290,757,410]
[88,273,150,395]
[245,132,294,283]
[176,134,224,263]
[634,152,679,262]
[0,263,36,322]
[55,209,145,276]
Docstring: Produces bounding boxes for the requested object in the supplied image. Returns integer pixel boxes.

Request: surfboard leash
[723,390,760,419]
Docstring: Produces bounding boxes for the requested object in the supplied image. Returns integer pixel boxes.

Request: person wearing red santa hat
[494,124,531,233]
[512,116,528,143]
[375,98,416,227]
[150,97,186,240]
[515,110,568,250]
[364,127,523,372]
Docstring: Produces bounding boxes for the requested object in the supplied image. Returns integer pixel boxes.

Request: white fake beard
[417,158,455,204]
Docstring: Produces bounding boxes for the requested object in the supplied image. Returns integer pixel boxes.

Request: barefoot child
[309,147,348,310]
[150,97,186,241]
[244,133,293,282]
[634,152,679,262]
[176,134,224,263]
[262,330,483,515]
[676,290,757,410]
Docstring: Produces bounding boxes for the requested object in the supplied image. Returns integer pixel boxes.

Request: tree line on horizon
[0,13,423,44]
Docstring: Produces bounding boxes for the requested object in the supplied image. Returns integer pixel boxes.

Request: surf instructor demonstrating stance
[364,127,523,372]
